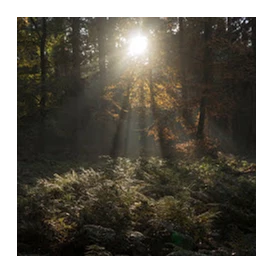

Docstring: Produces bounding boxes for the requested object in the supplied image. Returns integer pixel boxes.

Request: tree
[71,17,82,95]
[197,18,213,140]
[27,17,48,152]
[96,17,107,94]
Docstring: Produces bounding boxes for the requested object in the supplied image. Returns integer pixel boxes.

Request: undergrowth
[17,154,256,256]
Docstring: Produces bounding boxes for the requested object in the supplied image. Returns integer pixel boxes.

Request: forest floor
[17,153,256,256]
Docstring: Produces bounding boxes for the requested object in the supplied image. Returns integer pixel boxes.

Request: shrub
[18,155,255,255]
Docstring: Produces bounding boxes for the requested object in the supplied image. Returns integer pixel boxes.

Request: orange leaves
[103,91,114,101]
[17,17,29,27]
[175,138,219,157]
[163,127,177,141]
[176,140,196,154]
[148,123,178,142]
[154,84,179,110]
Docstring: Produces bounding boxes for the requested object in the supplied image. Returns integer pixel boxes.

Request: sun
[128,35,148,56]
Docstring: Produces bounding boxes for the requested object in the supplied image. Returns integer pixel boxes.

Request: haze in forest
[17,17,256,257]
[18,17,255,160]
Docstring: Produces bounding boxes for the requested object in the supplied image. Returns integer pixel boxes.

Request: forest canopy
[18,17,256,159]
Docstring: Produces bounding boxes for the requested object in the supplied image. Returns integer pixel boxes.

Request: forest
[17,17,256,256]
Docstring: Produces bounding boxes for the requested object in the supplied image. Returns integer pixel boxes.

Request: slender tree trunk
[226,17,231,32]
[96,17,108,150]
[124,106,132,156]
[139,83,147,157]
[249,17,256,151]
[106,17,117,74]
[251,17,256,54]
[179,17,185,89]
[226,17,239,150]
[179,17,192,129]
[40,17,47,117]
[97,17,107,93]
[38,17,47,153]
[72,17,81,95]
[52,18,69,90]
[71,17,82,156]
[196,18,212,140]
[149,57,173,159]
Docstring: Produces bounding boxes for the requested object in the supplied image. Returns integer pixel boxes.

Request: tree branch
[30,17,42,40]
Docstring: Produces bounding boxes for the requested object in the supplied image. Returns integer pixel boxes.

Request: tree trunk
[72,17,81,95]
[40,17,47,116]
[124,106,132,157]
[96,17,107,93]
[149,58,173,159]
[106,17,117,74]
[38,17,47,153]
[96,17,108,149]
[196,18,212,140]
[226,17,232,32]
[139,83,148,158]
[179,17,192,129]
[53,18,67,79]
[71,17,82,156]
[251,17,256,54]
[249,17,256,151]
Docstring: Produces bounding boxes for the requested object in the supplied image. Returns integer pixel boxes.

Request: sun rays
[128,35,148,57]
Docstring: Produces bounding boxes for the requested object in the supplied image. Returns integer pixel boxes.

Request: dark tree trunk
[71,17,82,156]
[96,17,107,93]
[196,96,206,140]
[40,17,47,116]
[149,60,173,159]
[249,17,256,152]
[53,18,68,80]
[229,18,256,153]
[179,17,185,89]
[139,83,148,158]
[124,106,132,156]
[196,18,212,140]
[106,17,117,74]
[72,17,81,95]
[38,17,47,153]
[179,17,192,129]
[251,17,256,54]
[227,17,232,32]
[96,17,108,149]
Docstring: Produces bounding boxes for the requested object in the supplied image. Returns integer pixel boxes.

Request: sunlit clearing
[128,36,148,56]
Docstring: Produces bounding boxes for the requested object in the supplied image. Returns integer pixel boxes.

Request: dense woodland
[17,17,256,256]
